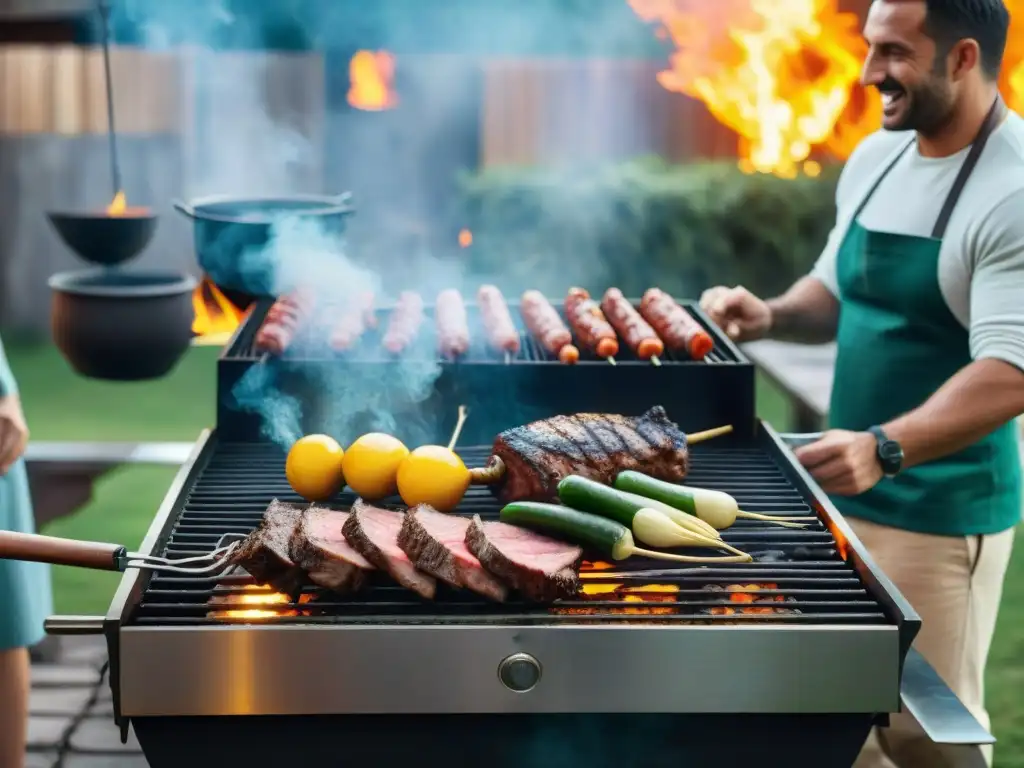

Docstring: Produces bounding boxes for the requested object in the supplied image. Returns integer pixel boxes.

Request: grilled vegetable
[285,434,346,502]
[342,433,410,500]
[614,471,815,530]
[555,475,746,557]
[500,502,752,563]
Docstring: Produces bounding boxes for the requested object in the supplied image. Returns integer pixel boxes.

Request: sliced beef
[342,501,437,599]
[288,505,374,592]
[465,515,583,602]
[397,505,508,602]
[227,499,309,598]
[490,406,690,503]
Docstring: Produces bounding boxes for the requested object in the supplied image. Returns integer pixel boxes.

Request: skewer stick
[650,355,662,367]
[686,425,733,444]
[504,350,512,365]
[606,357,617,366]
[258,352,270,365]
[447,405,469,451]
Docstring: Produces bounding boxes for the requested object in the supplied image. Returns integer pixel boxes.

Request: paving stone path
[27,638,148,768]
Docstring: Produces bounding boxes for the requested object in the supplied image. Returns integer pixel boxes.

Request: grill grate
[225,297,740,366]
[129,442,890,627]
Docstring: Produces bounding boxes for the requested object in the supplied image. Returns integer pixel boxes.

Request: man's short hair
[921,0,1011,79]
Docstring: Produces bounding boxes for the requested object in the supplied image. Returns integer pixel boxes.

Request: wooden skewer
[687,425,733,444]
[650,355,662,367]
[504,350,512,365]
[447,405,469,451]
[606,357,617,366]
[258,352,270,365]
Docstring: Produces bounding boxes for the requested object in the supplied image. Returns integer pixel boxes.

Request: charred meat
[342,501,437,599]
[288,506,374,592]
[227,499,310,598]
[486,406,689,503]
[397,505,508,602]
[465,514,583,601]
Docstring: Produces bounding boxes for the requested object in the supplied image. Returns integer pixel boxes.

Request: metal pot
[49,269,197,382]
[172,193,355,299]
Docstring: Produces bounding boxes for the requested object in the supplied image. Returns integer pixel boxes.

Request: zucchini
[614,471,815,530]
[499,502,752,564]
[557,475,725,543]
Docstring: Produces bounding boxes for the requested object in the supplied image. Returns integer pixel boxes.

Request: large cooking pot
[173,193,355,299]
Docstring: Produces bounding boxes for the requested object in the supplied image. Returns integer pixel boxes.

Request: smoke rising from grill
[117,0,662,446]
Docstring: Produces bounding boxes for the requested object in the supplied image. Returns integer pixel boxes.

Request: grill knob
[498,652,541,693]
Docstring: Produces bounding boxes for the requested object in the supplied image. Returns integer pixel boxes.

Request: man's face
[861,0,958,133]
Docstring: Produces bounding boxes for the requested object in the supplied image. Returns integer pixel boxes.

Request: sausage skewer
[520,290,579,365]
[329,291,376,352]
[639,288,714,361]
[436,289,471,360]
[564,287,618,364]
[600,287,664,365]
[477,284,520,364]
[382,291,425,355]
[254,289,316,360]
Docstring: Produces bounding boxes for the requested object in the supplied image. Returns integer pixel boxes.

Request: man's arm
[766,276,841,344]
[884,359,1024,468]
[882,188,1024,467]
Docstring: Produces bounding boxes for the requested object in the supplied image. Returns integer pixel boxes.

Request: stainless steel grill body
[104,426,915,719]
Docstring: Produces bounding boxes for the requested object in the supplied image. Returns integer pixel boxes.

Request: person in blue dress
[0,335,53,768]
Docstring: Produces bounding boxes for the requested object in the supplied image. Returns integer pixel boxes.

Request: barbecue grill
[39,295,993,768]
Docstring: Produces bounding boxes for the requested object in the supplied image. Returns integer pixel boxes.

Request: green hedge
[454,157,841,301]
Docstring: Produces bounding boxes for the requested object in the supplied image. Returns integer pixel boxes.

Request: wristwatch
[868,425,903,477]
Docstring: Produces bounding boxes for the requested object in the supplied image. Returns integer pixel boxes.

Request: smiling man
[699,1,1024,766]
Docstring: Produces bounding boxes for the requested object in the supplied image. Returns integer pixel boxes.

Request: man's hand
[0,394,29,475]
[793,430,882,496]
[699,285,773,342]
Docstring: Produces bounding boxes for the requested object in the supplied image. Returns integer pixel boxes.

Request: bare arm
[766,276,841,344]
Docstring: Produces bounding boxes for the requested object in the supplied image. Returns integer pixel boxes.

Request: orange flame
[630,0,1024,176]
[106,191,127,216]
[192,278,247,345]
[458,228,473,248]
[207,585,313,621]
[348,50,397,111]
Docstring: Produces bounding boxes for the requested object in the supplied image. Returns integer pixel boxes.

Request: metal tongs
[0,530,241,575]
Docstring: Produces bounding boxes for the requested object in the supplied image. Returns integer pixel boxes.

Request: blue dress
[0,336,53,651]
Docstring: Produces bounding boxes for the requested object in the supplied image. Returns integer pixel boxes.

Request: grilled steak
[342,501,437,599]
[397,505,508,602]
[288,506,374,592]
[490,405,689,502]
[227,499,309,598]
[465,515,583,601]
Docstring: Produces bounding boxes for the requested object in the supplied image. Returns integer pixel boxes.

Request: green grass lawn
[5,340,1024,764]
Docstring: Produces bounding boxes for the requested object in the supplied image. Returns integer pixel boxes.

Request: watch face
[879,440,903,471]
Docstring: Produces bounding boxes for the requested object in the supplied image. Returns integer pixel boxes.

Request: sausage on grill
[639,288,714,360]
[520,290,579,365]
[255,290,316,355]
[564,287,618,359]
[382,291,424,355]
[477,284,520,354]
[600,288,664,361]
[436,289,470,359]
[329,291,376,351]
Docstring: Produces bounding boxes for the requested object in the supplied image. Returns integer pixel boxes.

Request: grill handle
[900,646,994,748]
[44,615,106,636]
[0,531,126,571]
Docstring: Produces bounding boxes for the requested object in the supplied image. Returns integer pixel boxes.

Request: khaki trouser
[848,517,1016,768]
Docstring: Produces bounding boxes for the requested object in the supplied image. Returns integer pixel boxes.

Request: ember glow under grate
[130,442,888,627]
